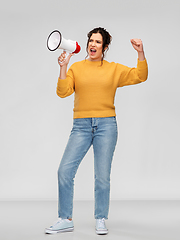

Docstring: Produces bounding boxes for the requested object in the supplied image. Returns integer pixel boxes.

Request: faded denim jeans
[58,117,118,219]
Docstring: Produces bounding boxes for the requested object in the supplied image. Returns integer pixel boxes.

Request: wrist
[60,64,68,69]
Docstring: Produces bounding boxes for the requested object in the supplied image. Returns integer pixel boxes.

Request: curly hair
[86,27,112,64]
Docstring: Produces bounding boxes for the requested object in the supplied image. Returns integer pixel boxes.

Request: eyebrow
[90,38,102,42]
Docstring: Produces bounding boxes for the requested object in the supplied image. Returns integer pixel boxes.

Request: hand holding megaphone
[47,30,81,63]
[58,51,74,67]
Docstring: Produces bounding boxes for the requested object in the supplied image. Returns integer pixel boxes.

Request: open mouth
[90,48,96,53]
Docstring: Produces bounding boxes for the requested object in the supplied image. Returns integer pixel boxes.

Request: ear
[104,44,108,52]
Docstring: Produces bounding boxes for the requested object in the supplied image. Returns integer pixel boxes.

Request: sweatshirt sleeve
[56,67,75,98]
[117,58,148,87]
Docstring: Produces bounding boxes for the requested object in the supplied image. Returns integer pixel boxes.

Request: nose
[91,41,95,47]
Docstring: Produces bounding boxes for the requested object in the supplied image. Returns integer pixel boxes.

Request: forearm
[137,58,148,81]
[59,65,68,79]
[138,51,145,61]
[57,65,74,98]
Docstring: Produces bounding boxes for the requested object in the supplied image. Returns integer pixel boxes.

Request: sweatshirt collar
[84,59,104,66]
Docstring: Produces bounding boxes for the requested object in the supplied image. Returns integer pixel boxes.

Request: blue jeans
[58,117,118,219]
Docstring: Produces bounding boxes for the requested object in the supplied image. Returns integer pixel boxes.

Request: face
[88,33,103,61]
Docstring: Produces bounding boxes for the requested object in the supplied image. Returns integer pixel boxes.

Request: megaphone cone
[47,30,81,54]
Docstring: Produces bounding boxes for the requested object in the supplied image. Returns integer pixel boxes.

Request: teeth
[91,49,96,52]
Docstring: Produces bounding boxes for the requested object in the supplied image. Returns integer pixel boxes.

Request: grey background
[0,0,180,201]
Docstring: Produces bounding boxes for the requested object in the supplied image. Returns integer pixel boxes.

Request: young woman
[45,27,148,235]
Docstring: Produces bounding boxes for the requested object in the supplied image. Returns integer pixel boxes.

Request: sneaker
[95,218,108,235]
[45,218,74,234]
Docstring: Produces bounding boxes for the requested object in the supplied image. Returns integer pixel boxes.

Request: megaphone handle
[60,50,71,63]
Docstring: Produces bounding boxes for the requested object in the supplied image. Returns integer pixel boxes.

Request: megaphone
[47,30,81,54]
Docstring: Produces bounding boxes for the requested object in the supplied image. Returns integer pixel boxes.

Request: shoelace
[51,218,63,227]
[97,218,106,229]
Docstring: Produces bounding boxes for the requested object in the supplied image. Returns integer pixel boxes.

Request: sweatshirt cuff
[58,77,69,87]
[137,58,148,69]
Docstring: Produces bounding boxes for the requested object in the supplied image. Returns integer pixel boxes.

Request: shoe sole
[45,227,74,234]
[96,229,108,235]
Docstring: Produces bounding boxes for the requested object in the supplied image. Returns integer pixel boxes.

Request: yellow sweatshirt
[57,59,148,118]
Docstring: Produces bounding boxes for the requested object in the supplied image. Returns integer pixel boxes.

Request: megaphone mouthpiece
[73,42,81,54]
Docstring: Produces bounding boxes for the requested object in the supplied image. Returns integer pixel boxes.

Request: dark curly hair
[86,27,112,63]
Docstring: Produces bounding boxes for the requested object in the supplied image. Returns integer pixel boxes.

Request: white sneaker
[45,218,74,234]
[95,218,108,235]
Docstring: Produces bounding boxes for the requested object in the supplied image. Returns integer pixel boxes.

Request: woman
[45,27,148,235]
